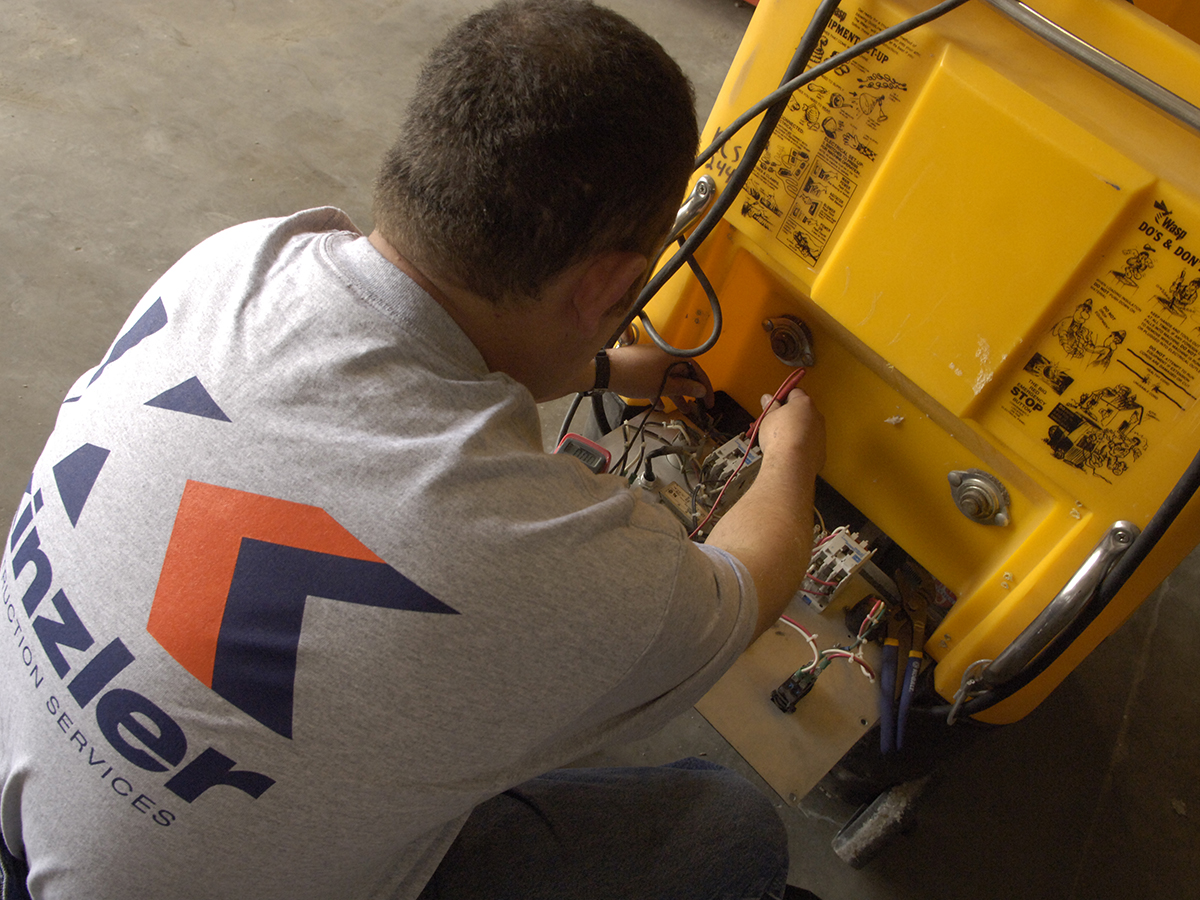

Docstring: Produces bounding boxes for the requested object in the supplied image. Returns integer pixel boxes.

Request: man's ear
[569,251,648,337]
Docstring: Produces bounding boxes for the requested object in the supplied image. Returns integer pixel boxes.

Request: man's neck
[367,230,454,307]
[367,230,585,401]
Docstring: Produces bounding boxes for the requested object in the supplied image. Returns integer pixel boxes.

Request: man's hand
[706,387,825,640]
[603,344,714,408]
[756,388,826,472]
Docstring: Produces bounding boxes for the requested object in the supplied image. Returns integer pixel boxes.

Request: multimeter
[553,433,612,474]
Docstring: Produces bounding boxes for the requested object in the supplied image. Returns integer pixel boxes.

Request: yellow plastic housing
[650,0,1200,723]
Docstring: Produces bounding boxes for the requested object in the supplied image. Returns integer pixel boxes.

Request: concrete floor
[2,1,1198,897]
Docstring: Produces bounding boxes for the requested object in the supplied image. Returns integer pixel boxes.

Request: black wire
[621,0,844,358]
[590,391,613,435]
[586,244,721,437]
[922,442,1200,720]
[620,0,972,358]
[610,362,693,476]
[694,0,972,170]
[556,391,585,447]
[638,249,724,357]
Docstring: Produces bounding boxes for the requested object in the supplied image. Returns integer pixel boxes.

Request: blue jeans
[0,836,30,900]
[417,758,789,900]
[0,759,787,900]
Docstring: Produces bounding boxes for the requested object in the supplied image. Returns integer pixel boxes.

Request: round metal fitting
[1112,526,1136,546]
[948,469,1011,526]
[762,315,815,367]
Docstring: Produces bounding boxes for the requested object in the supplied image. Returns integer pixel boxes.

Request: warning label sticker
[703,3,930,266]
[1001,197,1200,482]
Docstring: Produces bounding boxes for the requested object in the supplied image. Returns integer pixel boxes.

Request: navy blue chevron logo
[89,298,168,386]
[51,443,110,527]
[64,298,169,404]
[212,539,456,738]
[145,376,231,422]
[149,482,458,740]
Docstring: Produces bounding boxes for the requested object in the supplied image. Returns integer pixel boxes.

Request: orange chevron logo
[148,481,456,737]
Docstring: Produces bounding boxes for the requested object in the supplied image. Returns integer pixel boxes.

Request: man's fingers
[674,378,710,401]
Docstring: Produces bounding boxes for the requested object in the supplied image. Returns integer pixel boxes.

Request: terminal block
[799,526,875,612]
[673,433,762,538]
[701,434,762,506]
[771,669,818,713]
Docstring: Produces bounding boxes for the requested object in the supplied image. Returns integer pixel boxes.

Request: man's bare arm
[705,389,825,640]
[561,344,714,406]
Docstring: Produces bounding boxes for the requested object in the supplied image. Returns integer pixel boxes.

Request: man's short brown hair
[373,0,699,303]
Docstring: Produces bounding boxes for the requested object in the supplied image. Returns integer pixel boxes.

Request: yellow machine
[576,0,1200,841]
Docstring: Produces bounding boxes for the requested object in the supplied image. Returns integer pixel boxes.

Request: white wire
[777,616,820,671]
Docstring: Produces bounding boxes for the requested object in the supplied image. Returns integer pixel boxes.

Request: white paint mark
[973,337,994,395]
[858,290,882,327]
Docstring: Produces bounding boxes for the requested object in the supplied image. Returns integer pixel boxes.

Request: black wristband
[592,349,611,393]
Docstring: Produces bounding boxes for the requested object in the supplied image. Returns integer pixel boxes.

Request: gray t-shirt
[0,208,756,899]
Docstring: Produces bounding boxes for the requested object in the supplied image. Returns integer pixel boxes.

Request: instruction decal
[1001,197,1200,481]
[704,3,930,267]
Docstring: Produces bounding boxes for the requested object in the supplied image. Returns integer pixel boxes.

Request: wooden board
[696,575,886,806]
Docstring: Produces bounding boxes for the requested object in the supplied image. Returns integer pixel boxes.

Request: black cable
[585,244,721,436]
[620,0,844,358]
[620,0,973,357]
[694,0,972,171]
[638,248,724,357]
[590,391,613,436]
[610,362,693,476]
[556,391,585,447]
[922,442,1200,720]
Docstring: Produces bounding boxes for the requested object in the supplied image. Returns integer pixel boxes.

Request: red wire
[822,651,877,682]
[689,368,807,539]
[859,599,885,636]
[779,614,815,639]
[746,367,807,446]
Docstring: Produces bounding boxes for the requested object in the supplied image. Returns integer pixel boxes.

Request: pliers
[879,570,930,754]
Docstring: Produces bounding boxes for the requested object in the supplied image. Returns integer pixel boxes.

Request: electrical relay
[798,527,876,612]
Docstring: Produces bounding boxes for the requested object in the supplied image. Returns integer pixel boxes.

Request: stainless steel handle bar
[982,0,1200,135]
[982,520,1139,687]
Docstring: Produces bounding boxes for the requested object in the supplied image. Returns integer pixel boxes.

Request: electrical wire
[620,0,973,358]
[610,362,696,477]
[779,614,821,669]
[645,445,699,489]
[611,410,651,478]
[624,0,845,358]
[688,367,808,538]
[748,367,809,444]
[858,599,886,639]
[556,391,586,447]
[637,248,724,357]
[694,0,972,170]
[791,597,885,683]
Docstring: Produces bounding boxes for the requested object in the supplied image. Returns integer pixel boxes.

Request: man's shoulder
[218,207,360,241]
[174,207,361,268]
